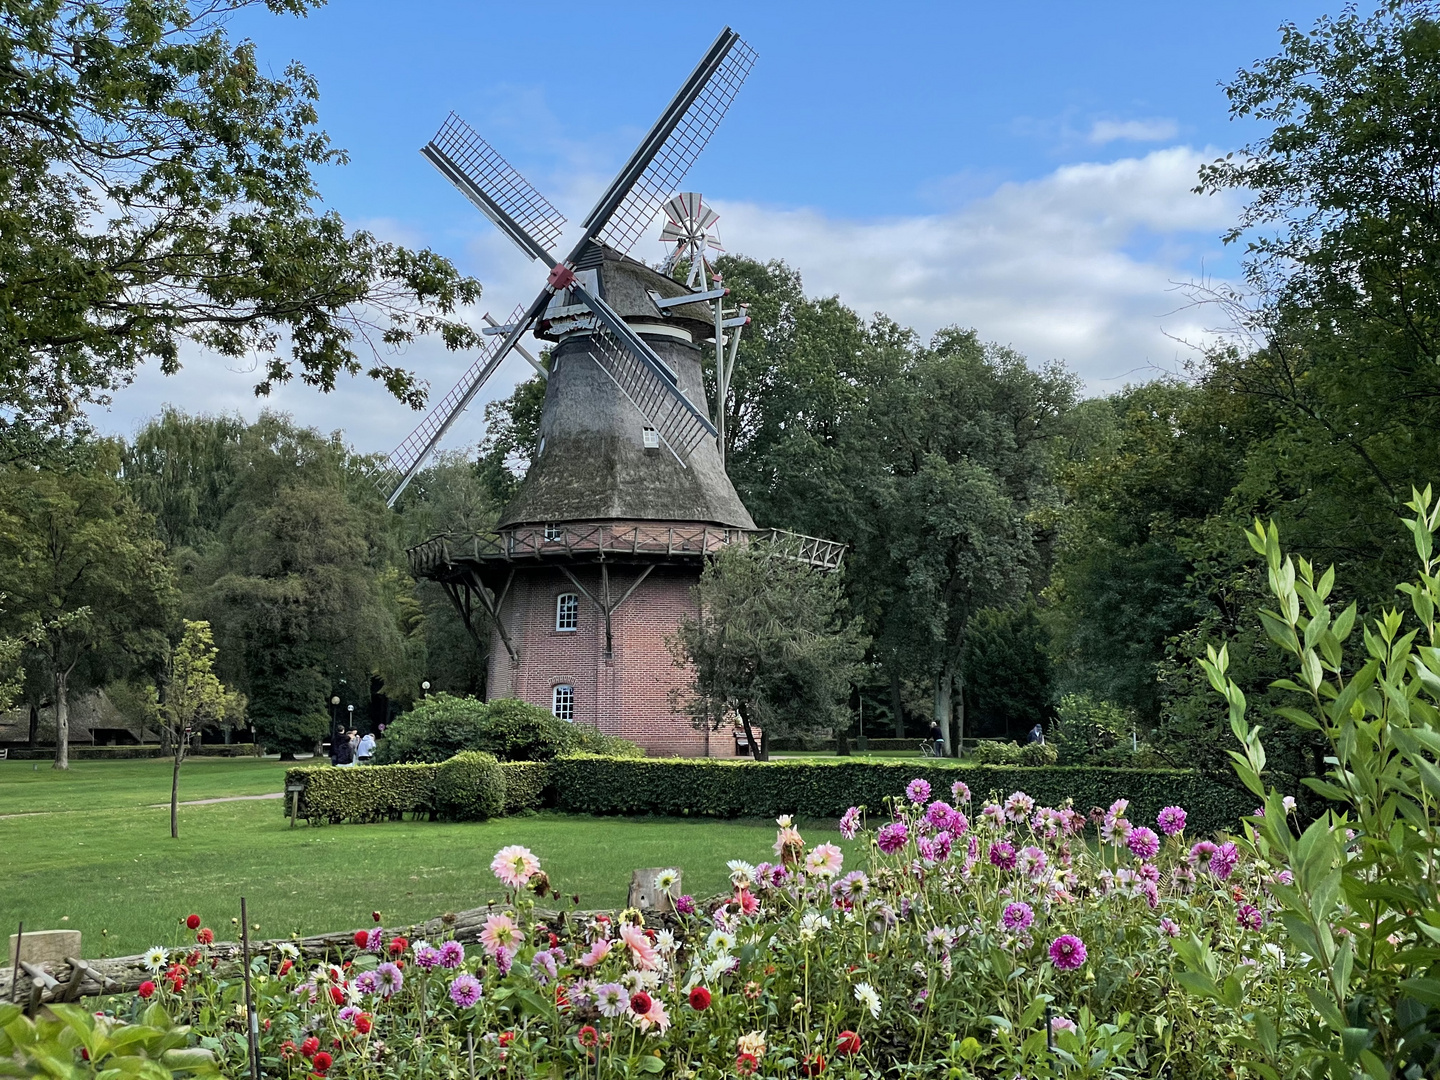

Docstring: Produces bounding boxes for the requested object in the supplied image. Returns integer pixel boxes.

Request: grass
[0,759,846,958]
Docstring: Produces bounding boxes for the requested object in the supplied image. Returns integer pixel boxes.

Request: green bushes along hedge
[372,694,643,765]
[288,753,1254,836]
[549,755,1254,837]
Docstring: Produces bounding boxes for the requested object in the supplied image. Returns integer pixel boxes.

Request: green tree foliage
[961,603,1055,739]
[0,0,482,431]
[474,376,546,507]
[0,443,174,768]
[670,539,868,760]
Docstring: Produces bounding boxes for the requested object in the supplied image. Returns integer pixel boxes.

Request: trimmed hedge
[1,743,259,760]
[284,759,556,822]
[287,763,439,822]
[501,761,553,813]
[550,755,1255,837]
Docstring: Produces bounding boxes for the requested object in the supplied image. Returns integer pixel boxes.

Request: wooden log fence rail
[1,897,696,1010]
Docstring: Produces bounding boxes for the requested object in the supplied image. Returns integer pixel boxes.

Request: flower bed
[112,774,1298,1078]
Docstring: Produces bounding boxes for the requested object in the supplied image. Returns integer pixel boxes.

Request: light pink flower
[480,913,523,958]
[805,843,844,878]
[490,845,540,888]
[633,994,670,1032]
[619,923,659,970]
[577,939,612,968]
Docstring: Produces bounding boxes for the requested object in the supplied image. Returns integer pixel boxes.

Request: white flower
[704,953,734,983]
[854,981,882,1019]
[775,815,793,828]
[727,860,756,888]
[653,868,680,893]
[1282,795,1297,814]
[276,942,299,959]
[1261,942,1286,968]
[797,911,831,941]
[143,947,167,973]
[653,930,677,955]
[707,929,736,953]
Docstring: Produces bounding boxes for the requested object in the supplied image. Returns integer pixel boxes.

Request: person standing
[356,730,376,763]
[928,720,944,758]
[1027,723,1045,745]
[333,730,353,767]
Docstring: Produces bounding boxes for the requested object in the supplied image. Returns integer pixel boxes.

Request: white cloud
[1087,118,1180,145]
[90,146,1241,454]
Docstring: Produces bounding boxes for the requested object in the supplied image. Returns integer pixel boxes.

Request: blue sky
[93,0,1341,454]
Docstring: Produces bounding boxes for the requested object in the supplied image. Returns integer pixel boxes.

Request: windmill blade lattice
[586,324,715,460]
[660,193,723,286]
[373,302,528,504]
[582,32,756,262]
[426,114,567,260]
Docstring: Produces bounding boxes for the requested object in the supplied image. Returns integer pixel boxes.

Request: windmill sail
[424,114,567,261]
[580,28,756,263]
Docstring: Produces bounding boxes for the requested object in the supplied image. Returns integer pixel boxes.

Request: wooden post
[10,923,20,1005]
[240,898,260,1080]
[287,784,305,828]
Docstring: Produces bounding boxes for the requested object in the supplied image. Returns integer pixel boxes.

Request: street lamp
[421,680,431,696]
[328,695,341,762]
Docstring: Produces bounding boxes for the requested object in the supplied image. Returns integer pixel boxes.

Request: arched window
[552,684,574,722]
[555,593,579,631]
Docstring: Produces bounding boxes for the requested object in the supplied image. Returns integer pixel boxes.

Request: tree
[162,620,237,838]
[860,331,1078,754]
[961,603,1055,740]
[0,446,175,768]
[1,0,482,431]
[670,540,868,760]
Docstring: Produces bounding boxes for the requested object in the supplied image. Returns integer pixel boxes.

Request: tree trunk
[836,726,850,756]
[171,738,186,839]
[27,702,38,748]
[954,666,966,760]
[933,666,955,757]
[735,703,764,762]
[53,668,69,770]
[890,670,905,738]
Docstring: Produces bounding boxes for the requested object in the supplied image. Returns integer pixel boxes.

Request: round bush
[970,739,1022,765]
[434,751,506,820]
[374,693,644,764]
[1017,740,1059,766]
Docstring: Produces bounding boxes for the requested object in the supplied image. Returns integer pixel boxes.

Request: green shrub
[1051,693,1133,765]
[374,693,644,764]
[500,761,553,812]
[434,751,506,820]
[971,740,1022,765]
[550,755,1253,837]
[286,763,438,822]
[1017,740,1059,766]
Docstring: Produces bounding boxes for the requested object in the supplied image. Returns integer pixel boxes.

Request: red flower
[279,960,294,976]
[353,931,369,948]
[836,1031,861,1056]
[167,974,185,992]
[388,936,408,956]
[548,933,560,948]
[300,1037,320,1059]
[311,1051,332,1074]
[800,1053,826,1076]
[498,1032,514,1048]
[736,1053,759,1076]
[185,914,201,930]
[371,911,381,923]
[629,991,653,1015]
[80,1048,89,1061]
[688,986,711,1010]
[186,950,202,968]
[577,1026,599,1048]
[329,986,345,1006]
[554,985,571,1012]
[354,1014,373,1035]
[280,1041,297,1059]
[137,980,156,999]
[331,1038,342,1049]
[196,928,214,945]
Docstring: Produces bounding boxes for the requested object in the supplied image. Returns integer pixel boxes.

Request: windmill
[394,27,845,757]
[660,193,723,289]
[373,27,757,508]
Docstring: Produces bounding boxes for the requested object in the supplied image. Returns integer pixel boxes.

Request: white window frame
[555,592,579,631]
[543,522,561,542]
[552,684,574,722]
[642,426,660,450]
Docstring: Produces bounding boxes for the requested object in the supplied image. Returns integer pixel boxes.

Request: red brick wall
[485,563,730,757]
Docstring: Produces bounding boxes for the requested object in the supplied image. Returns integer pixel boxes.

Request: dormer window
[543,523,561,542]
[642,426,660,450]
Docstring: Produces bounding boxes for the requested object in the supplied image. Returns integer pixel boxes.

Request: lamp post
[329,695,340,763]
[421,680,431,697]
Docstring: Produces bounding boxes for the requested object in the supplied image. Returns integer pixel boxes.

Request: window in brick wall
[555,593,579,631]
[552,684,574,722]
[543,523,561,542]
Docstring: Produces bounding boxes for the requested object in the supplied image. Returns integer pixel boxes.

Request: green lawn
[0,759,834,958]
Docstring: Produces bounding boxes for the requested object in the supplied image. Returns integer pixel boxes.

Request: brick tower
[410,250,842,755]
